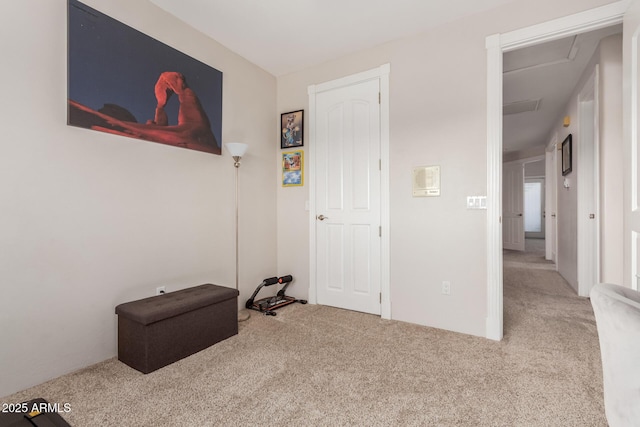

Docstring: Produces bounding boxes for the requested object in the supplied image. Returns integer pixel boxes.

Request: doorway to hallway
[487,2,627,340]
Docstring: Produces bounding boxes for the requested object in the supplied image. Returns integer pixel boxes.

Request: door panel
[503,162,525,251]
[316,78,381,314]
[326,224,344,290]
[327,105,345,210]
[352,225,372,294]
[353,101,372,210]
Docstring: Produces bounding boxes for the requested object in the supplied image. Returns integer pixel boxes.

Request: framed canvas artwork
[281,110,303,149]
[68,0,223,155]
[282,151,304,187]
[562,134,572,176]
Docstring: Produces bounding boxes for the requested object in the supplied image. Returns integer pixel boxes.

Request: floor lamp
[225,142,250,322]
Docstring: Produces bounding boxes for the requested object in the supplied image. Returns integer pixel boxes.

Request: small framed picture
[281,110,304,149]
[562,134,572,176]
[282,150,304,187]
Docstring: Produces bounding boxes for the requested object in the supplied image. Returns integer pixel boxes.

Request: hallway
[502,238,592,340]
[500,237,604,423]
[503,238,554,270]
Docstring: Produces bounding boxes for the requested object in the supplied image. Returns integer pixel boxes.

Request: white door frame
[308,64,391,319]
[485,1,628,341]
[545,135,558,263]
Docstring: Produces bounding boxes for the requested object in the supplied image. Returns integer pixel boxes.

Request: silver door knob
[317,214,328,221]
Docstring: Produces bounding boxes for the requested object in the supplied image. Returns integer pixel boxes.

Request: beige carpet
[504,238,556,270]
[2,242,605,426]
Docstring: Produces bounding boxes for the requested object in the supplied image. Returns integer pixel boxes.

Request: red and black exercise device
[245,275,307,316]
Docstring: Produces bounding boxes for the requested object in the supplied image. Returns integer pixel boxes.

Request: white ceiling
[149,0,521,76]
[148,0,621,154]
[503,25,621,153]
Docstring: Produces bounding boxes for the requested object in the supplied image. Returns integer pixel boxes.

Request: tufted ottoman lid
[115,284,239,325]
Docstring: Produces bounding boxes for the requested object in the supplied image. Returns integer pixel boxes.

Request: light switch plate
[466,196,487,209]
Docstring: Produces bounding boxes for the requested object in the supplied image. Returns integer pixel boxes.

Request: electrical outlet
[442,281,451,295]
[156,286,166,296]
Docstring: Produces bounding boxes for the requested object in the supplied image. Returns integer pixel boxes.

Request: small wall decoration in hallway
[282,151,304,187]
[281,110,304,148]
[67,0,223,155]
[562,134,572,176]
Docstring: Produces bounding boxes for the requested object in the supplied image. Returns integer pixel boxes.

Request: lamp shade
[225,142,248,157]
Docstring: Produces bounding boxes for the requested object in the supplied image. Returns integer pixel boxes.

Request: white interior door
[503,162,525,251]
[625,0,640,291]
[578,69,599,297]
[314,78,381,315]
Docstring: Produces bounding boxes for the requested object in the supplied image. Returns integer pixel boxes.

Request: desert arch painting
[67,0,223,155]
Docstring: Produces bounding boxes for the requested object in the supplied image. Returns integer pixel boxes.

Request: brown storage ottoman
[115,284,238,374]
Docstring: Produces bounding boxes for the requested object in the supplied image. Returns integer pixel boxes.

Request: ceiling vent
[503,99,541,116]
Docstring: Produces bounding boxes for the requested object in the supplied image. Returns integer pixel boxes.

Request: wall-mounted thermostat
[413,165,440,197]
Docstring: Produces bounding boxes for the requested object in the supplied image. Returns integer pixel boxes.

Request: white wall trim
[307,84,318,305]
[547,132,559,152]
[545,134,559,263]
[631,25,640,214]
[486,33,503,341]
[308,63,391,319]
[500,1,630,52]
[486,3,626,341]
[379,64,391,319]
[630,24,640,290]
[632,232,639,290]
[313,64,390,93]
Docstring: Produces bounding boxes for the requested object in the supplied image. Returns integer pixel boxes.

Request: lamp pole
[226,143,249,321]
[233,155,240,294]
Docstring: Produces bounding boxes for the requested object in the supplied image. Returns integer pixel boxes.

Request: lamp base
[238,309,251,322]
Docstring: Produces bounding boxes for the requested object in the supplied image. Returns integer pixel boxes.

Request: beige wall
[0,0,276,397]
[503,146,546,163]
[555,121,579,290]
[525,160,546,177]
[277,0,616,336]
[0,0,622,398]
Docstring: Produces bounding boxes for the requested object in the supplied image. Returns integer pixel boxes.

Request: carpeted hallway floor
[2,239,605,426]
